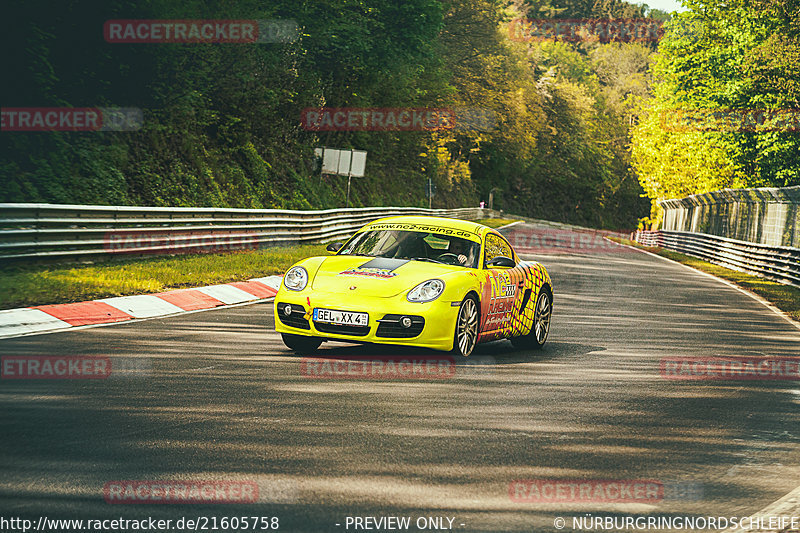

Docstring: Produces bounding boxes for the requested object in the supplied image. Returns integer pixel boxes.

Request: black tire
[451,295,479,357]
[511,286,552,351]
[281,333,322,354]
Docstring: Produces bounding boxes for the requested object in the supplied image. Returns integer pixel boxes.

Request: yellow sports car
[274,216,553,356]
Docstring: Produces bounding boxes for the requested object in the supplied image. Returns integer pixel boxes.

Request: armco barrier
[0,204,492,262]
[634,230,800,288]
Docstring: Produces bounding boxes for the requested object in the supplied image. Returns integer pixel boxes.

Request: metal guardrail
[0,204,494,261]
[634,230,800,288]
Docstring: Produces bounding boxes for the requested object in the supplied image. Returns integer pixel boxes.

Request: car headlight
[407,279,445,303]
[284,266,308,291]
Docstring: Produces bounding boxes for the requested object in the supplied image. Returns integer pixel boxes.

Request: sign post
[426,178,436,208]
[316,148,367,207]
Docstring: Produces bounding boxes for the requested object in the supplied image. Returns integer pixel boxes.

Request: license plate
[313,308,368,326]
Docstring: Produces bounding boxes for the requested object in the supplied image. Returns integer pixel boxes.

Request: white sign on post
[350,150,367,178]
[321,148,340,174]
[316,148,367,177]
[337,150,352,175]
[315,147,368,207]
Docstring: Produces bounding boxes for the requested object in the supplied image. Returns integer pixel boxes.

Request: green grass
[475,218,522,228]
[0,218,517,310]
[608,236,800,322]
[0,244,328,310]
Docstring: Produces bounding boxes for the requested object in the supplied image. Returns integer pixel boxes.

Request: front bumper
[273,290,459,351]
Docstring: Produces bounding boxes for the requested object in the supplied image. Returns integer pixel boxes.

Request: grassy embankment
[0,217,523,309]
[0,245,327,310]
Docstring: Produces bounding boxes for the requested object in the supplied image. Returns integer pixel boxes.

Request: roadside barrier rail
[634,229,800,287]
[0,204,491,261]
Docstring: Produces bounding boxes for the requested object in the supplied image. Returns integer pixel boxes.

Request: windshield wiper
[410,257,443,264]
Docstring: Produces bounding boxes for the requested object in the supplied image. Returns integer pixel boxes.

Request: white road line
[496,220,524,231]
[612,238,800,332]
[726,484,800,532]
[186,365,219,372]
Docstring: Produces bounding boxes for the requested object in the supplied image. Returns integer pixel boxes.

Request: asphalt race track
[1,224,799,532]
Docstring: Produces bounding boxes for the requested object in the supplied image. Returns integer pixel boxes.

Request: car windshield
[339,229,480,268]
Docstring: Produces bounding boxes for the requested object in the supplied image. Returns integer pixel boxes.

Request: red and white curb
[0,275,283,339]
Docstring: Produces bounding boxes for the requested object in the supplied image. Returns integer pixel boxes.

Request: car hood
[309,255,460,297]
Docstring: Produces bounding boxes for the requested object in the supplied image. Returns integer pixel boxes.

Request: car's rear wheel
[452,296,479,357]
[281,333,322,354]
[511,287,552,351]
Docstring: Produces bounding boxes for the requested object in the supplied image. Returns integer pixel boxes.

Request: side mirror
[486,255,516,268]
[326,242,344,253]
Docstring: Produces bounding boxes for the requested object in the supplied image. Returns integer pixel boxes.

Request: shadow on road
[271,339,607,367]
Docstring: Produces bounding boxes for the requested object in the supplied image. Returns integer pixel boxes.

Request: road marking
[0,275,284,340]
[0,298,274,339]
[726,484,800,532]
[497,220,524,231]
[613,238,800,332]
[99,294,184,318]
[196,284,260,304]
[0,308,72,336]
[187,365,219,372]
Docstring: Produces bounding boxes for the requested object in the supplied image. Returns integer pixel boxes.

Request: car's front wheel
[452,296,479,357]
[511,287,552,351]
[281,333,322,354]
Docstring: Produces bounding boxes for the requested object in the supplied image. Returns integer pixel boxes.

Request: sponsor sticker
[339,268,397,279]
[364,223,481,242]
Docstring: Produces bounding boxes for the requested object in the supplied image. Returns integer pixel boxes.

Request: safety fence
[634,230,800,287]
[0,204,493,262]
[659,186,799,248]
[639,186,800,287]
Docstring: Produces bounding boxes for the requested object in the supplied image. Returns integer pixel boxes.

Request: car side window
[484,233,514,267]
